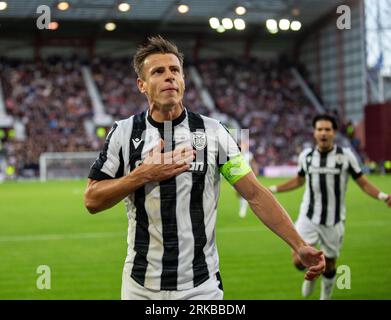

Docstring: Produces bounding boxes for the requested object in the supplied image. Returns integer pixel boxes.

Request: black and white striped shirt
[297,145,363,226]
[88,108,241,290]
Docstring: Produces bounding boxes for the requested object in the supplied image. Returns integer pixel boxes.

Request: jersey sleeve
[346,148,363,180]
[297,151,306,177]
[88,122,124,181]
[217,122,252,185]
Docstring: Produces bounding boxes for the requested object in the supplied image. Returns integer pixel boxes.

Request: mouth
[161,88,178,93]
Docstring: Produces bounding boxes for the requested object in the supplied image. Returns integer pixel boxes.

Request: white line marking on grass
[0,221,386,243]
[0,232,125,242]
[0,226,263,242]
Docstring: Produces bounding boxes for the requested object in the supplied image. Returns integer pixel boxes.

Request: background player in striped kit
[269,114,391,300]
[84,36,326,300]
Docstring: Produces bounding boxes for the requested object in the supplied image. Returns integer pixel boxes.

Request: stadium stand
[1,57,95,177]
[90,57,148,120]
[0,56,362,177]
[91,58,210,119]
[197,58,315,167]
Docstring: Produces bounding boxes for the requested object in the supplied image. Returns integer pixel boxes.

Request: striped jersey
[88,108,242,291]
[297,145,363,226]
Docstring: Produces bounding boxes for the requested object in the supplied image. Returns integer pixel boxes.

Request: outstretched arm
[269,175,305,193]
[355,175,391,207]
[234,172,325,280]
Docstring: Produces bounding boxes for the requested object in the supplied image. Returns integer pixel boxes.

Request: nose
[165,73,175,82]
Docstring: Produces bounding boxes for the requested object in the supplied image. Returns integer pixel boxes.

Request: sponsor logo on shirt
[308,167,341,174]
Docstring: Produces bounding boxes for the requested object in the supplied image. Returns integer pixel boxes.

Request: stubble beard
[317,139,334,152]
[149,97,185,121]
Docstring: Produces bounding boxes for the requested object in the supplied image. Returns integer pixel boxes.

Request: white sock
[320,275,335,300]
[302,279,316,298]
[239,198,248,218]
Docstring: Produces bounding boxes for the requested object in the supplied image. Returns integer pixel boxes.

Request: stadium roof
[0,0,348,29]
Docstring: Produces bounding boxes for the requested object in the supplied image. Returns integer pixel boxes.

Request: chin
[161,100,180,109]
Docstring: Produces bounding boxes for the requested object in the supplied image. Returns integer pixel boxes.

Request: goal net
[39,152,99,182]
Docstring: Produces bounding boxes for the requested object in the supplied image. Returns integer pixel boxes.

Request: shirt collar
[147,107,187,129]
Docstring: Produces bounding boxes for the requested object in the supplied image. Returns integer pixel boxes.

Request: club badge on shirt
[192,132,207,150]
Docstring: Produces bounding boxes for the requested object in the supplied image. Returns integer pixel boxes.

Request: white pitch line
[0,231,125,242]
[0,226,263,243]
[0,221,387,243]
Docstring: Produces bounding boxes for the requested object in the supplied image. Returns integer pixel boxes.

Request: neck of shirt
[147,108,187,129]
[317,144,335,156]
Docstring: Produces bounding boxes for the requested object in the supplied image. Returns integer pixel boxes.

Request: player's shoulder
[188,112,231,137]
[340,147,362,165]
[194,112,222,130]
[299,147,313,158]
[115,110,147,131]
[340,146,356,157]
[296,148,314,164]
[109,117,130,137]
[108,112,143,141]
[115,116,133,128]
[199,115,236,137]
[340,146,352,152]
[185,109,229,131]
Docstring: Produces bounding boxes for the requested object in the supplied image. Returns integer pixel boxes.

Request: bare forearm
[274,176,304,192]
[355,176,391,207]
[356,176,387,200]
[361,182,381,199]
[84,167,149,214]
[248,184,306,252]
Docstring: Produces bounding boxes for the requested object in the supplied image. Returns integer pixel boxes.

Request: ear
[137,78,146,93]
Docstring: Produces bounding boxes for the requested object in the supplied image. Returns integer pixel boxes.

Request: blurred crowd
[91,58,147,119]
[1,57,94,176]
[0,56,332,177]
[198,58,314,167]
[91,58,210,119]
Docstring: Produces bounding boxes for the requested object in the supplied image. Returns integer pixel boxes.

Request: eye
[152,69,163,75]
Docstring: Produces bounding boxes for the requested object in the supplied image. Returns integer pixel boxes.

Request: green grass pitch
[1,176,390,300]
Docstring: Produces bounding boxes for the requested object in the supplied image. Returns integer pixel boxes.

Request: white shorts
[121,263,224,300]
[295,214,345,258]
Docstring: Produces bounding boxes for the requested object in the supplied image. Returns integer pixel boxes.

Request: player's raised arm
[269,175,305,193]
[355,175,391,207]
[233,172,325,280]
[216,122,324,279]
[345,148,391,207]
[269,150,307,193]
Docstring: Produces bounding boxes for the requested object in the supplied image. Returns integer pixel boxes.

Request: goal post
[39,152,99,182]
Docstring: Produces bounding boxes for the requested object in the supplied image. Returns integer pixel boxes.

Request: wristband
[269,185,278,193]
[378,192,390,201]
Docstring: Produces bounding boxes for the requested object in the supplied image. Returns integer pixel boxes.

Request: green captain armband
[220,153,252,185]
